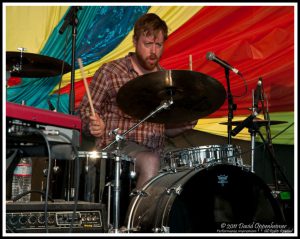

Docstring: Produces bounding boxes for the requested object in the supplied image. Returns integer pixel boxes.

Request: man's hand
[165,120,197,138]
[89,113,105,137]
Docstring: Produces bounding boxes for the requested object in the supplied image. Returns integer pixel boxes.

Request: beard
[136,52,159,71]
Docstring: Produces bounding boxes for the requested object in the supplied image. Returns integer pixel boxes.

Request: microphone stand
[103,99,173,232]
[224,68,237,144]
[59,6,82,115]
[249,89,260,173]
[58,6,82,201]
[231,88,260,172]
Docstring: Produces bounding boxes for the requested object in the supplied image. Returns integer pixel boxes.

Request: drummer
[79,13,196,190]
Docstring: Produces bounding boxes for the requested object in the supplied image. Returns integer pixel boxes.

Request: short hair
[133,13,168,41]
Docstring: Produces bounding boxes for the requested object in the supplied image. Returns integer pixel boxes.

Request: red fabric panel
[53,77,93,108]
[160,6,294,117]
[7,77,22,87]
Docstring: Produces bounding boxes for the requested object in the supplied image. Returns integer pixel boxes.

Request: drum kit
[6,51,289,233]
[97,70,288,232]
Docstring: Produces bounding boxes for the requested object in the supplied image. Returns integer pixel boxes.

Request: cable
[6,148,19,171]
[12,190,54,202]
[55,131,80,233]
[232,74,248,98]
[256,130,294,192]
[271,122,294,141]
[23,127,52,232]
[6,223,16,233]
[30,128,80,232]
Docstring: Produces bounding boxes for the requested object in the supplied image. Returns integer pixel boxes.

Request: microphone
[253,78,262,109]
[59,6,82,34]
[231,111,258,136]
[206,52,242,76]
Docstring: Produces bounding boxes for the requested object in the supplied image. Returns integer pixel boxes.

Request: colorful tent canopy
[5,5,295,145]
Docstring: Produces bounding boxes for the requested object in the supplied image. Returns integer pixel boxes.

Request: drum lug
[160,167,177,173]
[129,189,149,197]
[153,226,170,233]
[166,185,182,195]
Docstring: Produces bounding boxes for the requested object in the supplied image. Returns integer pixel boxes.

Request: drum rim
[165,144,242,154]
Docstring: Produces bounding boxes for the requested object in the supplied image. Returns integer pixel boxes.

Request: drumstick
[78,58,96,117]
[189,54,193,71]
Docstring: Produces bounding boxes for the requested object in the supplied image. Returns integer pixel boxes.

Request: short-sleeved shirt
[79,53,165,152]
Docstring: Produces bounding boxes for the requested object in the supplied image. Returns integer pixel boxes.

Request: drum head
[168,164,284,232]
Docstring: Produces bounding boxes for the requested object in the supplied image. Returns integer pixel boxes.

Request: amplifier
[6,200,107,233]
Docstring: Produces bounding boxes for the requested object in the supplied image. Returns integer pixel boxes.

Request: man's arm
[165,120,198,138]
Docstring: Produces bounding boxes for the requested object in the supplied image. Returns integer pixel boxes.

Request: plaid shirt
[79,53,165,152]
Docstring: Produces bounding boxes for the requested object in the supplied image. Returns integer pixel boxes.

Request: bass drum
[125,164,285,233]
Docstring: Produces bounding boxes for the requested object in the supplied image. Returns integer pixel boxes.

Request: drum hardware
[103,97,174,233]
[153,226,170,233]
[129,158,137,180]
[166,185,183,195]
[10,47,26,73]
[53,159,60,174]
[129,189,149,197]
[105,181,112,230]
[160,166,178,173]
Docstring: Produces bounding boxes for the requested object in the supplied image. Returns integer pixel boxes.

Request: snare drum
[164,144,243,169]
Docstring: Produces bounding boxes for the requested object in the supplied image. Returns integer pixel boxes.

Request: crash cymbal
[220,118,288,127]
[6,51,71,78]
[117,70,226,124]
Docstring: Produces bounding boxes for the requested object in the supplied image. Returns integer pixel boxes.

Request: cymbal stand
[11,47,26,73]
[103,99,173,233]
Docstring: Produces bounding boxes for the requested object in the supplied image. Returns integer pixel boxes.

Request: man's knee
[136,152,160,173]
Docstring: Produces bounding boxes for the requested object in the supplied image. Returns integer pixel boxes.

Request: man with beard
[80,13,170,189]
[79,13,195,213]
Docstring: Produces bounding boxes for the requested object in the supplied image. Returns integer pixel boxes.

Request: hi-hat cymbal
[117,70,226,124]
[6,51,72,78]
[220,118,288,127]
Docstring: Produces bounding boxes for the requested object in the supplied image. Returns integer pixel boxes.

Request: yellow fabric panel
[194,111,294,145]
[52,6,204,92]
[6,6,68,53]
